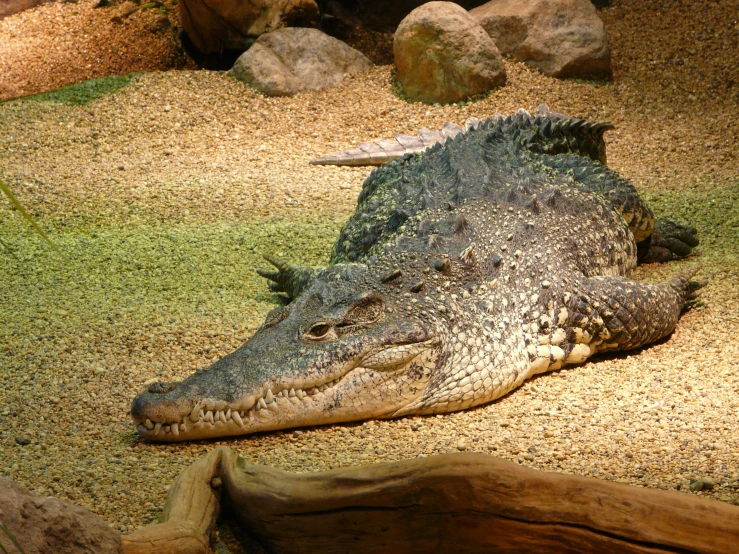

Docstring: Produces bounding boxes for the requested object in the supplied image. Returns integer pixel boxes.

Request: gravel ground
[1,0,738,536]
[0,0,195,101]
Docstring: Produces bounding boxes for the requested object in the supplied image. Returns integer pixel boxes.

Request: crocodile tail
[520,106,614,165]
[309,122,468,167]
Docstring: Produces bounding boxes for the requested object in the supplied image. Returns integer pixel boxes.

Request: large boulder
[470,0,612,78]
[0,0,53,19]
[0,477,122,554]
[229,28,372,96]
[394,2,506,104]
[178,0,320,54]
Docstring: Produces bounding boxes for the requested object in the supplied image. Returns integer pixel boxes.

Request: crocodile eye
[303,322,336,342]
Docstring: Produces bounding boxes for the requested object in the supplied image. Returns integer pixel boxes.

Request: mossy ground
[16,73,142,106]
[0,215,344,356]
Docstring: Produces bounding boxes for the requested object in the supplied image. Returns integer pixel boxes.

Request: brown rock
[470,0,612,78]
[178,0,320,54]
[394,2,506,104]
[0,476,122,554]
[229,28,372,96]
[0,0,54,19]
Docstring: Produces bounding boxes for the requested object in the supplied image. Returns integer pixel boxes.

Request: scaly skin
[131,108,701,442]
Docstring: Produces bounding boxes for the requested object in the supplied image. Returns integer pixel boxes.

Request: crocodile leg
[562,269,705,360]
[636,218,700,263]
[256,255,322,301]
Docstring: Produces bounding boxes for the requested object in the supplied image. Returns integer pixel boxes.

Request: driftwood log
[122,446,739,554]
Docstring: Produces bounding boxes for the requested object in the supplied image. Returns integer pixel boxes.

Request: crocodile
[131,106,702,442]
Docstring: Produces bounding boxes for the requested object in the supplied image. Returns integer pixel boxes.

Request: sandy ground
[0,0,738,537]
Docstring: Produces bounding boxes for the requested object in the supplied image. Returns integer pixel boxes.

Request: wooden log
[121,446,225,554]
[122,447,739,554]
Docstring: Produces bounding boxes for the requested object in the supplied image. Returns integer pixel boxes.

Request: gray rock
[0,476,122,554]
[229,28,372,97]
[470,0,612,79]
[394,1,506,104]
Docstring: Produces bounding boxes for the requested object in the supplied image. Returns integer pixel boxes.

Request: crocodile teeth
[318,384,327,392]
[265,389,274,403]
[164,425,170,433]
[218,410,227,424]
[296,389,305,399]
[180,419,187,433]
[288,388,296,398]
[225,409,231,420]
[309,387,319,395]
[232,411,244,427]
[204,410,214,424]
[171,423,179,437]
[153,422,162,436]
[189,404,201,422]
[144,419,154,430]
[258,398,268,409]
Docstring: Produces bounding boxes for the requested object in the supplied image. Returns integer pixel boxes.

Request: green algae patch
[643,183,739,267]
[0,216,344,351]
[22,73,142,106]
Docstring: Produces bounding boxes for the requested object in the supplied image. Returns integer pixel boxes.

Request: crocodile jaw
[131,326,440,442]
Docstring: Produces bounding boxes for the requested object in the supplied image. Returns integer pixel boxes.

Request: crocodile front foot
[638,218,699,264]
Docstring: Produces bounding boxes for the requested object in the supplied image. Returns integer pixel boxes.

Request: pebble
[456,439,467,451]
[15,436,31,446]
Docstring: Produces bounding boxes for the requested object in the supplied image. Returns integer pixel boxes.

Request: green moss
[23,73,142,106]
[0,216,344,339]
[643,183,739,266]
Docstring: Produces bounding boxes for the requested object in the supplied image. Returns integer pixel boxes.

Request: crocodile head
[131,264,443,441]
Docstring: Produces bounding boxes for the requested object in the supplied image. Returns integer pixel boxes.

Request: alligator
[131,105,702,442]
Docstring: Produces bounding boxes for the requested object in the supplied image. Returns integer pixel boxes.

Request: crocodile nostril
[148,382,177,394]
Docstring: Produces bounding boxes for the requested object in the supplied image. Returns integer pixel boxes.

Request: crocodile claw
[639,218,700,263]
[256,255,322,300]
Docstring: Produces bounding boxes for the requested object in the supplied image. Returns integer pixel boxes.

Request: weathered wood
[122,446,739,554]
[121,447,223,554]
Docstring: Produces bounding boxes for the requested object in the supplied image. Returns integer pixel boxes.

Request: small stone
[689,479,704,492]
[699,476,715,490]
[456,438,467,451]
[15,436,31,446]
[410,422,421,431]
[164,105,171,112]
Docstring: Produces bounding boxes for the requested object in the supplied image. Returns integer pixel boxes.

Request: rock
[0,0,54,19]
[0,477,122,554]
[457,438,467,451]
[689,478,704,492]
[394,2,506,104]
[470,0,612,79]
[178,0,320,54]
[700,476,716,490]
[14,435,31,445]
[229,28,372,96]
